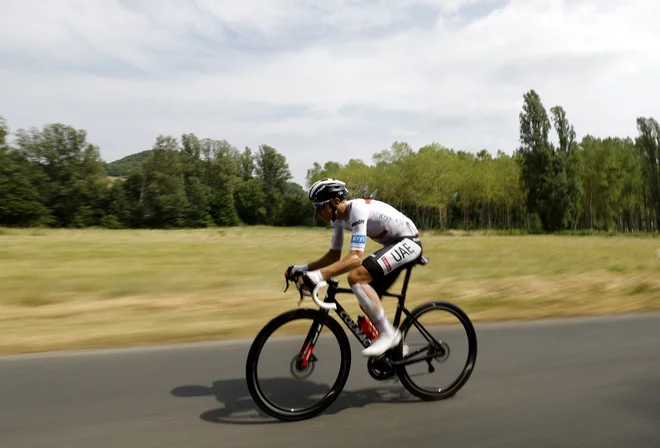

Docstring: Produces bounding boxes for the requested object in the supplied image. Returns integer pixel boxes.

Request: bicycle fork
[296,316,325,370]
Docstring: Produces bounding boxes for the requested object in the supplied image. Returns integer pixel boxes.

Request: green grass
[1,226,660,354]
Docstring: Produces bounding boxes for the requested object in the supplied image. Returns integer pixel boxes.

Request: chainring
[367,357,396,381]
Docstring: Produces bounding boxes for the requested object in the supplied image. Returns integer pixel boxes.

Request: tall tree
[14,123,106,227]
[0,116,51,226]
[549,105,581,230]
[516,91,580,231]
[180,133,213,226]
[201,138,241,226]
[635,117,660,231]
[516,90,553,229]
[255,144,292,223]
[139,135,189,228]
[0,115,7,145]
[238,146,255,181]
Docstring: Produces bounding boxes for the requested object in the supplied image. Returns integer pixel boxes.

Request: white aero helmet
[308,178,348,203]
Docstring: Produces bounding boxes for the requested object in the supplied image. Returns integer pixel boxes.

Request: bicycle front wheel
[245,308,352,421]
[395,301,477,400]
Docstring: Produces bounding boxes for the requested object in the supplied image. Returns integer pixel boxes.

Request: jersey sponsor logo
[391,241,416,262]
[351,219,364,227]
[380,256,392,272]
[377,238,421,275]
[351,234,366,245]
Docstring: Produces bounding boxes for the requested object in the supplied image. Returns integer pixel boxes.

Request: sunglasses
[313,200,331,211]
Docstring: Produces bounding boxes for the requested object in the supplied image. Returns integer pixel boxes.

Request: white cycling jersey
[330,199,419,252]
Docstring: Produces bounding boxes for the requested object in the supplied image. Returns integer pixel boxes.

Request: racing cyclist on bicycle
[287,178,423,357]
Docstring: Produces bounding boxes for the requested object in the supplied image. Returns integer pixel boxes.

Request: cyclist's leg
[348,267,399,356]
[346,267,389,331]
[349,237,422,356]
[361,236,423,296]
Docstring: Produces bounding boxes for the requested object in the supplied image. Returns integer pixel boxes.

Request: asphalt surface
[1,312,659,448]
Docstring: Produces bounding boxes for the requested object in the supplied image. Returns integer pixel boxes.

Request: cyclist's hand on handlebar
[285,264,308,280]
[301,270,324,292]
[284,264,309,293]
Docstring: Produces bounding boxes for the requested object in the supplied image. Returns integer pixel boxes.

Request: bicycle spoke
[395,302,477,399]
[246,309,352,421]
[409,316,444,350]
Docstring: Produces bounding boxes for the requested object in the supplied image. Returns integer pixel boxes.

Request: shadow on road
[171,377,418,424]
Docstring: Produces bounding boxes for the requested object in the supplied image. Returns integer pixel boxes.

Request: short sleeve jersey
[330,199,419,252]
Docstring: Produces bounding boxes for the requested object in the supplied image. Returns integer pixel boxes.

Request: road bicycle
[245,254,478,421]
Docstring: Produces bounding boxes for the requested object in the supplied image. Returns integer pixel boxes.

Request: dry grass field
[1,226,659,354]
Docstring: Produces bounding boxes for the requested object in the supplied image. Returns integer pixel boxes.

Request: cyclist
[287,178,423,357]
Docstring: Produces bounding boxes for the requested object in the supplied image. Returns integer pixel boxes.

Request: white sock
[371,309,394,336]
[351,284,394,336]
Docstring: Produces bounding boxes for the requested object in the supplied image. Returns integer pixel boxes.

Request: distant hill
[103,150,152,176]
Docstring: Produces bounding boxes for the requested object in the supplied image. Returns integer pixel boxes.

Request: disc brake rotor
[290,354,316,379]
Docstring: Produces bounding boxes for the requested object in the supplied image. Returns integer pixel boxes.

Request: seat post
[399,254,426,299]
[399,264,414,298]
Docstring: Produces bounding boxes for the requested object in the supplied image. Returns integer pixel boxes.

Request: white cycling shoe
[362,328,402,357]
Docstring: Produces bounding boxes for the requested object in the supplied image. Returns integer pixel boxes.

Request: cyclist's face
[313,201,331,221]
[313,199,337,222]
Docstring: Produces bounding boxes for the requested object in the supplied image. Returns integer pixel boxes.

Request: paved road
[1,313,659,448]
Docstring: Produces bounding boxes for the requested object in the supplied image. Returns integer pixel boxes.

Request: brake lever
[284,266,295,292]
[284,271,305,305]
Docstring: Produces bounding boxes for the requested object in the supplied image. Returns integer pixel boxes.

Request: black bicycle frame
[298,259,442,368]
[322,262,417,349]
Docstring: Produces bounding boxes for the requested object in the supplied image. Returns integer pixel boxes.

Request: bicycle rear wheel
[394,301,477,400]
[245,308,352,421]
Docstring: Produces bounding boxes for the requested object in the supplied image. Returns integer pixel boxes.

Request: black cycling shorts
[362,236,423,297]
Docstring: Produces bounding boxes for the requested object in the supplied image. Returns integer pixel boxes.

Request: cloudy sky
[1,0,658,186]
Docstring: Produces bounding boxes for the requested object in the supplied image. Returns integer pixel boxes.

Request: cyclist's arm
[302,221,344,271]
[319,206,368,279]
[307,249,342,271]
[319,249,363,279]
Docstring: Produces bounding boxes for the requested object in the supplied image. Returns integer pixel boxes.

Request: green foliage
[255,144,293,224]
[273,182,313,226]
[139,137,189,228]
[0,115,7,146]
[0,145,52,226]
[103,150,152,176]
[234,178,267,225]
[10,122,107,228]
[635,117,660,228]
[515,91,580,232]
[1,94,659,233]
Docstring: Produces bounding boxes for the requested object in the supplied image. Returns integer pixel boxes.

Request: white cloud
[1,0,659,186]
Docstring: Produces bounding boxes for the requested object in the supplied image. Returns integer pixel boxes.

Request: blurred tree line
[1,89,659,233]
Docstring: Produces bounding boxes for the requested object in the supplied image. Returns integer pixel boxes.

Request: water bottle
[357,315,379,340]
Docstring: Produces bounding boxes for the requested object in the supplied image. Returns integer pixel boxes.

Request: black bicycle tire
[245,308,352,421]
[395,301,478,400]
